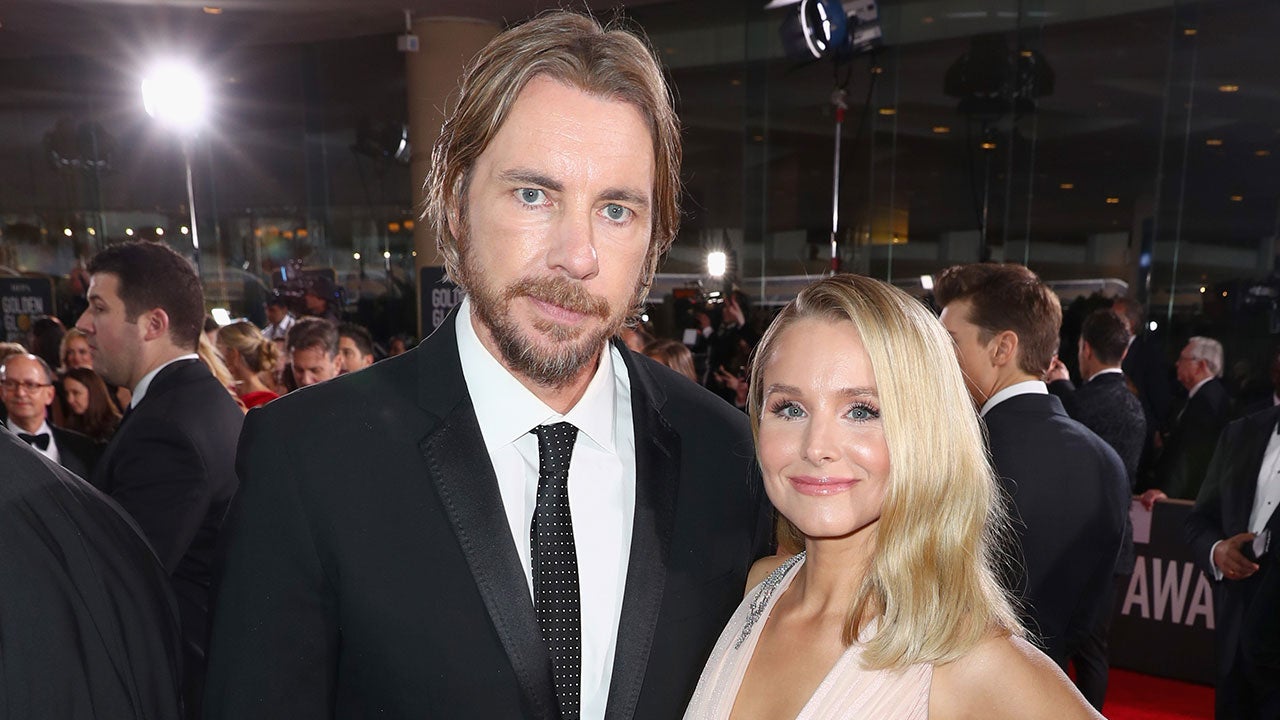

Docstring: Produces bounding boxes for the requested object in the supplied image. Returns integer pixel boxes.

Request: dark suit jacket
[1185,406,1280,681]
[1049,372,1147,575]
[91,359,245,707]
[983,393,1129,665]
[1157,377,1230,500]
[0,429,184,719]
[51,424,102,480]
[205,312,772,719]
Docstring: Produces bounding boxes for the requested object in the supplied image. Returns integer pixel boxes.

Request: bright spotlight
[707,251,727,278]
[141,61,210,134]
[181,226,190,235]
[383,250,391,259]
[155,227,165,236]
[353,252,362,260]
[63,227,73,237]
[920,274,934,291]
[1148,320,1158,332]
[125,227,135,236]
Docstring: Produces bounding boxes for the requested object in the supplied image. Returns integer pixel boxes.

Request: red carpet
[1102,669,1214,720]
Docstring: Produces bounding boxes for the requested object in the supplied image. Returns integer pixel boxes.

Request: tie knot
[533,422,578,476]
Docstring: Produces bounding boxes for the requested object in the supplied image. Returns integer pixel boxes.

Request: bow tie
[18,432,50,451]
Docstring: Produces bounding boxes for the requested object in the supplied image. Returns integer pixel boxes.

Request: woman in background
[643,338,698,383]
[60,367,122,443]
[684,275,1101,720]
[60,327,93,371]
[216,321,282,409]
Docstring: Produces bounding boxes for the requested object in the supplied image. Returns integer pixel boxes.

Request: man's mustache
[504,277,610,320]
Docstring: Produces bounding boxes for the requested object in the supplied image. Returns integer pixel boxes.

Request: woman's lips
[788,475,858,496]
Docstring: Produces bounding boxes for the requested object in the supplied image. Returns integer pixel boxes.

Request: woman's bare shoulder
[744,554,792,594]
[929,634,1103,720]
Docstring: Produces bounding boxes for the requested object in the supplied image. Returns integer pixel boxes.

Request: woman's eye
[847,404,880,421]
[517,188,547,205]
[603,204,631,222]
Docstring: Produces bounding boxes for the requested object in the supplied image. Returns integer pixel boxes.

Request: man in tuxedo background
[206,12,771,720]
[936,263,1128,668]
[1143,336,1230,505]
[76,240,245,718]
[1185,406,1280,718]
[1046,308,1147,709]
[1,352,101,478]
[286,316,342,388]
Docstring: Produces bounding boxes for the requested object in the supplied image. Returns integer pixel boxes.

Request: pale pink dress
[684,554,931,720]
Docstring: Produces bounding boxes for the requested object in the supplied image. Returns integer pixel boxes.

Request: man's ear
[989,330,1020,369]
[1080,340,1095,362]
[139,308,171,343]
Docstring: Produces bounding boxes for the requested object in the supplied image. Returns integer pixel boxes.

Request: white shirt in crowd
[5,418,60,465]
[131,354,200,409]
[980,379,1049,418]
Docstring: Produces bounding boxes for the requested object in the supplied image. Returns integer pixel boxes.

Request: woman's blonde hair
[746,274,1023,670]
[60,327,90,368]
[217,321,280,375]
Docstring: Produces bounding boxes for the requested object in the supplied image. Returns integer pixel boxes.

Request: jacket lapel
[414,310,559,720]
[605,346,680,719]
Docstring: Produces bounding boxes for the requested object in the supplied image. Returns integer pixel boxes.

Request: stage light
[142,61,209,134]
[210,308,232,326]
[353,252,361,260]
[181,226,190,235]
[383,251,391,259]
[707,251,727,278]
[155,227,165,236]
[920,274,934,291]
[125,227,134,236]
[1148,321,1158,332]
[1199,286,1207,293]
[63,228,72,237]
[87,228,96,236]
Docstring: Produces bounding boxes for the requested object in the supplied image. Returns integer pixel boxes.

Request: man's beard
[460,251,625,389]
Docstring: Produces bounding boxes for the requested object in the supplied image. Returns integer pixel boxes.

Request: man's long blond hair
[747,274,1024,670]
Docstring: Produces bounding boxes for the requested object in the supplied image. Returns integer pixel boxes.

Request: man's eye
[517,188,547,205]
[603,204,631,222]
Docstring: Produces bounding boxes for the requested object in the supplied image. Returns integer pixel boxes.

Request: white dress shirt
[5,418,60,465]
[262,313,296,341]
[1086,367,1125,383]
[1208,423,1280,579]
[130,354,200,408]
[456,297,635,720]
[980,379,1049,418]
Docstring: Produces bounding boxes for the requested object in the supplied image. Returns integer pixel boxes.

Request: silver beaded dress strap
[733,551,805,650]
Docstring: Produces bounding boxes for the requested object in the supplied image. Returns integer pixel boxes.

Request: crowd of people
[0,10,1275,720]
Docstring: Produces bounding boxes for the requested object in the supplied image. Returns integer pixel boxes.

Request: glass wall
[2,0,1277,372]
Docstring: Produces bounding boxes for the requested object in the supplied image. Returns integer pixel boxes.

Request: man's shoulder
[632,352,749,438]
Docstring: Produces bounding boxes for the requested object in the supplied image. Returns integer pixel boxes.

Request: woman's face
[757,317,891,542]
[64,336,93,369]
[63,376,90,415]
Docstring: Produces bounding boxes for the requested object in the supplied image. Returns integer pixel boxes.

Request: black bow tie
[18,432,50,451]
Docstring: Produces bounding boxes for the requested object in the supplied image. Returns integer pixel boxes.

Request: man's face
[266,304,286,325]
[337,337,372,373]
[76,273,144,388]
[1175,344,1206,390]
[454,75,655,388]
[291,346,341,388]
[1,356,55,431]
[939,298,999,406]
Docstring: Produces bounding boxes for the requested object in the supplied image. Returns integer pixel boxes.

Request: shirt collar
[131,354,200,408]
[980,379,1048,417]
[5,417,52,438]
[1187,376,1213,401]
[456,297,617,453]
[1086,367,1125,383]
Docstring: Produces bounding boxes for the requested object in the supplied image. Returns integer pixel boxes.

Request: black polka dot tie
[531,422,581,720]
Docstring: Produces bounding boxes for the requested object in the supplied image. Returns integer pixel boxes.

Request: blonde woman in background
[643,338,698,383]
[215,321,282,409]
[684,275,1101,720]
[60,327,94,371]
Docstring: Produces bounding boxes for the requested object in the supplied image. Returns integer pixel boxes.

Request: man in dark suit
[1046,308,1147,709]
[0,429,185,719]
[1185,407,1280,718]
[937,263,1128,667]
[75,241,245,718]
[1,352,101,478]
[206,12,771,720]
[1143,336,1231,505]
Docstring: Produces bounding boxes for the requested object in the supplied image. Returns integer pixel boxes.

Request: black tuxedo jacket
[91,358,245,705]
[1185,406,1280,681]
[983,393,1129,665]
[0,428,184,719]
[205,313,772,719]
[51,424,103,480]
[1156,377,1230,499]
